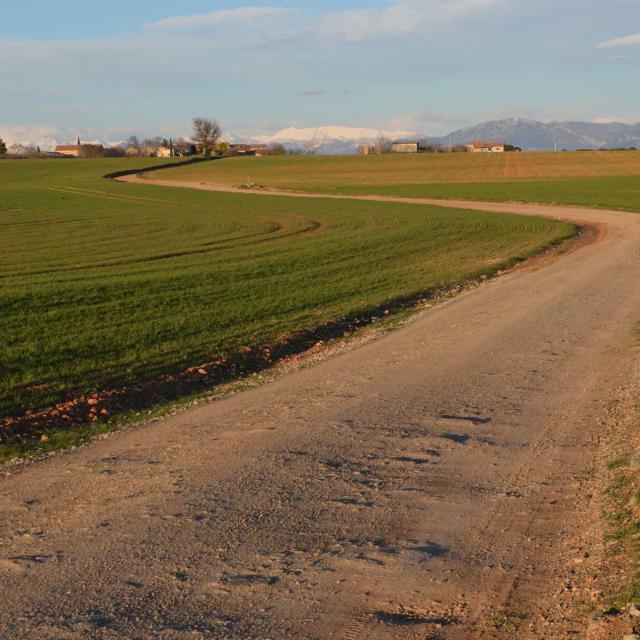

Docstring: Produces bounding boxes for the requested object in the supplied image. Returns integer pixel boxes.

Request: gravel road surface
[2,182,639,639]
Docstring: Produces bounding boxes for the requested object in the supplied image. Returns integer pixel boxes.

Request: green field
[311,177,640,212]
[0,158,574,454]
[152,153,640,211]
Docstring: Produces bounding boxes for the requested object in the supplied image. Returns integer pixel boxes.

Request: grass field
[0,158,574,456]
[151,152,640,211]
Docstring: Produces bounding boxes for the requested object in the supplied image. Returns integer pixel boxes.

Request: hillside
[426,118,640,151]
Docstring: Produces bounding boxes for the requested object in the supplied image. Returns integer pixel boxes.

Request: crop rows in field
[148,151,640,190]
[0,159,573,434]
[153,153,640,213]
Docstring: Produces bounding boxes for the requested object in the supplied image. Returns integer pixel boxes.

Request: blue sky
[1,0,640,144]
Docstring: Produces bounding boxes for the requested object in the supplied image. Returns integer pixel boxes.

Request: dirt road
[2,181,640,639]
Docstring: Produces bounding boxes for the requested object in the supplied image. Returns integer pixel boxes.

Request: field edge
[1,220,583,467]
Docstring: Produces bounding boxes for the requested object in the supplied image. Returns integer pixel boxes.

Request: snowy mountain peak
[428,118,640,150]
[5,118,640,155]
[260,125,415,143]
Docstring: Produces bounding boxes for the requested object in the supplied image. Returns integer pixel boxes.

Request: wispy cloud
[297,89,356,97]
[315,0,507,43]
[388,110,471,135]
[144,7,291,31]
[593,115,640,125]
[607,53,640,59]
[598,32,640,48]
[4,1,639,140]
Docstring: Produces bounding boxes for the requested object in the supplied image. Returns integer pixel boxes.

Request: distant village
[49,137,277,159]
[0,116,520,159]
[0,118,288,159]
[29,137,516,159]
[360,139,514,154]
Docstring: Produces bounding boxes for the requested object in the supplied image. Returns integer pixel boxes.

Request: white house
[391,141,420,153]
[156,145,173,158]
[54,138,105,157]
[467,140,506,153]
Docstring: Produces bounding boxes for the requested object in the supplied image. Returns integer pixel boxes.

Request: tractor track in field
[1,173,640,639]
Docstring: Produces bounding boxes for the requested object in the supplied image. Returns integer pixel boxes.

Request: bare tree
[143,137,163,157]
[375,135,392,154]
[214,141,230,156]
[77,144,105,158]
[266,142,286,156]
[126,135,142,151]
[102,147,126,158]
[173,138,197,157]
[192,118,222,155]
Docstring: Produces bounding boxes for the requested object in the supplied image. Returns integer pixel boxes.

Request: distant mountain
[256,125,414,154]
[5,137,60,153]
[0,124,118,152]
[5,119,640,155]
[256,120,640,153]
[221,133,257,145]
[5,137,120,153]
[7,142,38,155]
[425,118,640,151]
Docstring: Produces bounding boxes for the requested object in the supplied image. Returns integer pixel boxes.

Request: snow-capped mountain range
[255,126,414,154]
[4,119,640,154]
[235,119,640,152]
[425,118,640,151]
[222,126,414,154]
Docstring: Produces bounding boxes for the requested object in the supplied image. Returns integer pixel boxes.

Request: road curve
[2,178,640,639]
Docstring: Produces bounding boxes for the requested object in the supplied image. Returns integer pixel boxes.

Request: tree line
[358,135,470,155]
[2,118,310,159]
[122,118,290,157]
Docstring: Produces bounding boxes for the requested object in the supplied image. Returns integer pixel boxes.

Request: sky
[1,0,640,144]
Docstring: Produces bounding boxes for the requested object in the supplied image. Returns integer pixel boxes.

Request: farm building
[392,141,420,153]
[467,140,506,153]
[229,143,269,156]
[142,140,195,158]
[54,138,104,157]
[156,145,172,158]
[174,141,197,157]
[54,144,82,157]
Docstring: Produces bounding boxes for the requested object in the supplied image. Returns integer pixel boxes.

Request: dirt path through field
[2,176,640,639]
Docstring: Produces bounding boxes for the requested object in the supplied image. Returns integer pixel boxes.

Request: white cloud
[481,105,586,123]
[315,0,507,43]
[144,7,290,31]
[388,110,471,135]
[298,89,329,96]
[598,32,640,48]
[593,116,639,125]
